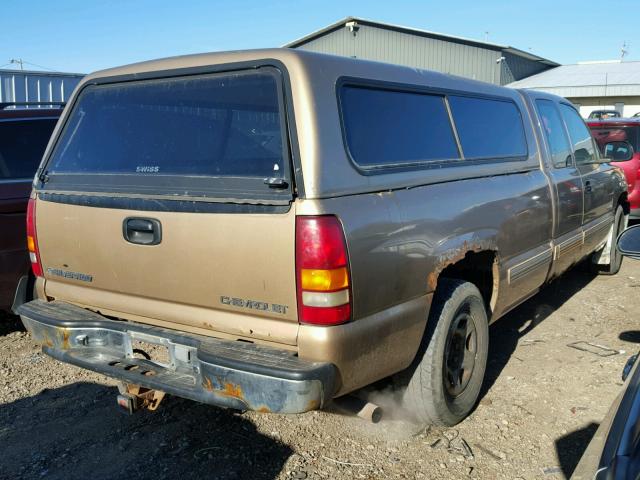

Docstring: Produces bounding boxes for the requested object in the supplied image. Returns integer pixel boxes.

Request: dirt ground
[2,259,639,480]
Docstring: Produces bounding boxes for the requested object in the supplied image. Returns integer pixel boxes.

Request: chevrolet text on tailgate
[14,49,628,426]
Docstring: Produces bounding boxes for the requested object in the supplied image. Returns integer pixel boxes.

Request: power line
[5,59,62,72]
[21,60,60,72]
[9,58,24,70]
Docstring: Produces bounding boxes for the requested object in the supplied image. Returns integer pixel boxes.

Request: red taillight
[26,197,43,277]
[296,216,351,326]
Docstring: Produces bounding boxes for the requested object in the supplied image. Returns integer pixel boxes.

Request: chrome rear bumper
[18,299,335,414]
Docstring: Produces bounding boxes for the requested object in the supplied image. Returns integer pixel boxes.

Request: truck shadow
[481,261,597,399]
[554,422,599,478]
[0,382,293,480]
[0,311,25,336]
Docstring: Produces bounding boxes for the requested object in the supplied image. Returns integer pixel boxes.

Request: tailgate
[36,199,298,344]
[33,66,300,345]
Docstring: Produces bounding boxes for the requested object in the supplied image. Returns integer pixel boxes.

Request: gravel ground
[2,259,640,480]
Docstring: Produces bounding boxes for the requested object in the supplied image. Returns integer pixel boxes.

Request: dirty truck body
[16,49,627,425]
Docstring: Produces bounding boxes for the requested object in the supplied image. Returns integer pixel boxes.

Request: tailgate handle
[123,217,162,246]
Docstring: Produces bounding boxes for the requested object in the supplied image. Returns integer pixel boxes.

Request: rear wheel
[402,278,488,426]
[592,205,625,275]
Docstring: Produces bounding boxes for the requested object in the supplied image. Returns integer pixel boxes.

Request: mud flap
[593,214,628,266]
[11,275,34,315]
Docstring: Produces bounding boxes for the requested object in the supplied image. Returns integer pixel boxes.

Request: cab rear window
[44,68,290,200]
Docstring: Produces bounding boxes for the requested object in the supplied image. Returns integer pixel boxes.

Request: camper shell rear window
[41,67,292,202]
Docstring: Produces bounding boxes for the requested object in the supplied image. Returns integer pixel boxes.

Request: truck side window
[559,104,596,165]
[535,99,573,168]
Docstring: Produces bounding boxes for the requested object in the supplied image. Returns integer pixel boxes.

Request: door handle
[123,217,162,245]
[584,181,592,194]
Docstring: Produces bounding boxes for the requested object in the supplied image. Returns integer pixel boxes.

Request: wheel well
[438,250,497,313]
[618,192,630,216]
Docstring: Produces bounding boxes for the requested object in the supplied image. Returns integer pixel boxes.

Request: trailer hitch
[116,383,166,414]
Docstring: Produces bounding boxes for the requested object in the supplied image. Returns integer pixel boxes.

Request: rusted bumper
[18,299,335,414]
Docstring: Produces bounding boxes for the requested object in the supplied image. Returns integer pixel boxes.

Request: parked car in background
[589,119,640,219]
[632,112,640,118]
[0,103,62,311]
[589,110,622,120]
[13,49,628,426]
[572,225,640,480]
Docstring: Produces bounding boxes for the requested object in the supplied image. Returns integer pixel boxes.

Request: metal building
[285,17,558,85]
[0,69,83,105]
[508,60,640,118]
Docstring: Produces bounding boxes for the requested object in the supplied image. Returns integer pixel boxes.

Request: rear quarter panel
[298,169,553,324]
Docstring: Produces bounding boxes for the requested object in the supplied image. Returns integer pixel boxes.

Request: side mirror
[604,141,634,162]
[617,225,640,259]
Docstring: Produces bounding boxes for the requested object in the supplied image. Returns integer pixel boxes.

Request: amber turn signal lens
[300,267,349,291]
[27,235,36,253]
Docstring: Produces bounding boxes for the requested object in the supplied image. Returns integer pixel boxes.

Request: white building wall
[568,96,640,118]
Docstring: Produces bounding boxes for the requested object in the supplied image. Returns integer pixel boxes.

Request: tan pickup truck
[14,49,628,426]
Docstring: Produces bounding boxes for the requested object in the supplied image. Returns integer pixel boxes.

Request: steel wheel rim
[444,309,477,398]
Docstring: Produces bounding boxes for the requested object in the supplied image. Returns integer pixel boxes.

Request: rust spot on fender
[257,406,271,413]
[427,241,489,292]
[427,271,439,292]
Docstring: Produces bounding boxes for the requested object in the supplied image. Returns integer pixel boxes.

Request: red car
[588,118,640,219]
[0,102,62,310]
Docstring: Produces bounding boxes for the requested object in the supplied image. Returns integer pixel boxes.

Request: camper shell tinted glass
[41,67,292,202]
[339,85,460,169]
[448,96,527,160]
[338,82,528,172]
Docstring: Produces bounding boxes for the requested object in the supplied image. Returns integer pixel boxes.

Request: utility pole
[621,42,628,61]
[9,58,24,70]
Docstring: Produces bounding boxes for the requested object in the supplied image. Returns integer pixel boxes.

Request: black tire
[402,278,489,426]
[592,205,625,275]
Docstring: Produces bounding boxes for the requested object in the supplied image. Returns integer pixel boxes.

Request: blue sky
[1,0,637,74]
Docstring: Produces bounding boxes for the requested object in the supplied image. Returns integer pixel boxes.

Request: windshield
[589,111,620,119]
